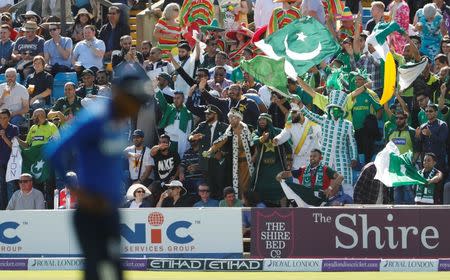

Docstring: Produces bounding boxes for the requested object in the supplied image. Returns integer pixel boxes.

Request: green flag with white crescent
[240,56,290,98]
[255,16,340,78]
[374,142,428,187]
[21,144,52,183]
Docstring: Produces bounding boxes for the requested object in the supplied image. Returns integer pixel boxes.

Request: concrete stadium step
[130,24,137,31]
[129,17,137,25]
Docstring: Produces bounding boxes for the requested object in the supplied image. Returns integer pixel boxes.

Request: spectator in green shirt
[48,82,82,124]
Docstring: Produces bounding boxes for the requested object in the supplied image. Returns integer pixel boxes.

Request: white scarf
[213,122,254,193]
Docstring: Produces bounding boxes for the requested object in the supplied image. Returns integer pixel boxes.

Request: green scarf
[302,163,324,192]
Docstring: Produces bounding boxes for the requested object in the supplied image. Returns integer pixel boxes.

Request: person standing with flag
[415,153,443,204]
[298,90,358,198]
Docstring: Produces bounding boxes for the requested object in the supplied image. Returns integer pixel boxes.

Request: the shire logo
[334,213,440,250]
[120,212,194,244]
[0,222,21,244]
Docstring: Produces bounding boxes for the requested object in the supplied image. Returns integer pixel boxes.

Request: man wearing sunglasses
[99,6,131,61]
[387,111,419,204]
[44,23,73,75]
[193,183,219,207]
[6,173,45,210]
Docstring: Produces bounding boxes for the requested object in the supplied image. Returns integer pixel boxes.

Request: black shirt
[161,194,196,207]
[153,150,181,183]
[25,70,54,104]
[268,100,291,129]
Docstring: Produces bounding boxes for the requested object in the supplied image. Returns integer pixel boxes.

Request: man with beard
[273,104,321,170]
[205,108,254,196]
[124,129,154,187]
[145,47,175,83]
[19,108,59,148]
[189,104,228,199]
[251,114,291,207]
[202,83,260,128]
[111,35,144,68]
[156,90,193,158]
[298,91,358,198]
[172,41,201,99]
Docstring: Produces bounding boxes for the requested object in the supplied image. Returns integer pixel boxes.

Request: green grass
[0,271,449,280]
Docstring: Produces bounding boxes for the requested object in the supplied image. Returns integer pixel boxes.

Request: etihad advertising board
[0,208,242,258]
[251,208,450,258]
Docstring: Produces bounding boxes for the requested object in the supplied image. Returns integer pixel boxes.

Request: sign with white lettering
[147,258,263,271]
[251,208,450,258]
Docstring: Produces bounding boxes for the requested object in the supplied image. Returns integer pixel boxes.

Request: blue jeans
[0,164,18,209]
[394,185,415,204]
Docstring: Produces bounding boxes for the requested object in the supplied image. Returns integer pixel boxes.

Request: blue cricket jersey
[45,99,127,206]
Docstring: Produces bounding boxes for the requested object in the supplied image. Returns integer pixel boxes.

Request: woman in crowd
[388,0,410,54]
[414,3,443,60]
[153,3,182,60]
[123,183,153,208]
[70,8,95,45]
[226,24,254,67]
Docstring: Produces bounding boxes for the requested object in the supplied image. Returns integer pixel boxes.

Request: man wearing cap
[156,72,175,103]
[45,62,152,280]
[49,82,82,124]
[43,22,73,75]
[144,47,175,83]
[156,179,196,207]
[298,91,358,198]
[156,89,193,158]
[189,104,228,198]
[76,69,100,99]
[12,21,45,78]
[251,113,292,206]
[111,35,144,68]
[72,25,106,73]
[273,103,321,169]
[206,107,254,196]
[124,129,154,186]
[350,70,382,164]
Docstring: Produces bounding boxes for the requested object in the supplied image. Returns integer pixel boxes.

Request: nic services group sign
[251,207,450,258]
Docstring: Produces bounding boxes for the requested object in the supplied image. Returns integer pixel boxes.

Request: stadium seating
[52,72,78,102]
[0,73,22,85]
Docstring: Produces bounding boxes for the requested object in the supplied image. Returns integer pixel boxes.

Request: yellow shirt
[26,122,59,147]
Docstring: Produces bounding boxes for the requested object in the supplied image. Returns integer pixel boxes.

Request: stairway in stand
[129,7,143,47]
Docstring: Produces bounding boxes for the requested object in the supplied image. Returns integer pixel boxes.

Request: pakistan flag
[255,16,340,77]
[22,144,52,183]
[374,142,428,187]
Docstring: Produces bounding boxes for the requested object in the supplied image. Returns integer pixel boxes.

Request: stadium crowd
[1,0,450,211]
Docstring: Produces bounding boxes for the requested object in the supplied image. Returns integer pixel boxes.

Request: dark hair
[0,108,11,117]
[215,65,226,73]
[109,6,121,13]
[174,91,184,96]
[159,134,171,141]
[223,186,235,197]
[84,25,96,33]
[96,69,108,76]
[196,68,209,77]
[435,53,449,65]
[410,35,421,43]
[310,148,322,155]
[216,51,228,60]
[426,103,438,111]
[424,152,437,161]
[141,40,152,48]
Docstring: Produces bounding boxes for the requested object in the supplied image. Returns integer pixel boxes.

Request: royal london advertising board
[251,207,450,259]
[0,208,243,258]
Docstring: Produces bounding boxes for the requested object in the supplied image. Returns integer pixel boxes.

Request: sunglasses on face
[135,190,145,193]
[49,28,59,32]
[198,189,210,193]
[425,110,436,113]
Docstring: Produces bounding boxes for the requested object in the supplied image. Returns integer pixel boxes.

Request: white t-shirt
[124,145,154,180]
[0,83,29,113]
[301,0,326,25]
[73,38,106,69]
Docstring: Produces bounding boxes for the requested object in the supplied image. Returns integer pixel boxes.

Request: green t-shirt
[52,96,83,118]
[294,86,313,106]
[351,90,381,130]
[383,116,397,141]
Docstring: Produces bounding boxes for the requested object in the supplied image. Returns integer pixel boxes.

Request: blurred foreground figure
[45,62,151,280]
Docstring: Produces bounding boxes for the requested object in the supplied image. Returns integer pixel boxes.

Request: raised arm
[298,102,323,125]
[297,77,318,98]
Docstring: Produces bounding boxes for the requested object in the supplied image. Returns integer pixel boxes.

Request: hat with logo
[204,104,222,116]
[81,69,95,77]
[132,129,144,138]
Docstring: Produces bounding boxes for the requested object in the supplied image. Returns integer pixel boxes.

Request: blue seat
[52,72,78,102]
[0,74,5,84]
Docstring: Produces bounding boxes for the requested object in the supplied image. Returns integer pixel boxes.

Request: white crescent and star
[284,32,322,61]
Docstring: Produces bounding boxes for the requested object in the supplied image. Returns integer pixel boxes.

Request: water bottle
[54,189,59,210]
[66,189,71,209]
